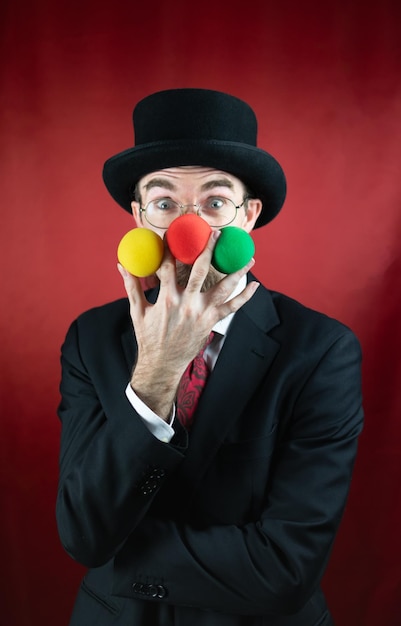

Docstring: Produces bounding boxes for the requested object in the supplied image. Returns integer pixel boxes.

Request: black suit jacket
[56,278,363,626]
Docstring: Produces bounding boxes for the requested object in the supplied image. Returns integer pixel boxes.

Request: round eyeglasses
[139,196,248,229]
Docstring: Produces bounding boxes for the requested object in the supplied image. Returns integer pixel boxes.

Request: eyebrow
[143,178,176,192]
[200,178,234,192]
[142,176,235,194]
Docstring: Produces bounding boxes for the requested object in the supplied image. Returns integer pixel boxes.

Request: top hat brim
[102,139,286,229]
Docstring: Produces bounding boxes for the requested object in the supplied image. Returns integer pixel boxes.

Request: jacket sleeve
[112,329,364,616]
[56,318,187,568]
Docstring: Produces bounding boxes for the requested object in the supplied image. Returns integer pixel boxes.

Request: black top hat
[102,88,286,228]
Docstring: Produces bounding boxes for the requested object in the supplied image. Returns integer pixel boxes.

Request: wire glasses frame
[139,196,249,229]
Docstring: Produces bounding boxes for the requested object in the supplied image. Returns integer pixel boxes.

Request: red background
[1,1,401,624]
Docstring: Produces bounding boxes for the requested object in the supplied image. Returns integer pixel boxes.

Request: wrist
[130,371,179,422]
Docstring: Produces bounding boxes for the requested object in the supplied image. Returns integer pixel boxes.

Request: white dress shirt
[125,276,247,442]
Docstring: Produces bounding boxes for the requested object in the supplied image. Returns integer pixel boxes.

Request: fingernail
[117,263,129,278]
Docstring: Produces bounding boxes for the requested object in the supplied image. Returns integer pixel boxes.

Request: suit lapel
[177,283,281,494]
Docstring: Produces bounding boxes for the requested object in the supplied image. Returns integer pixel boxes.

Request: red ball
[166,214,212,264]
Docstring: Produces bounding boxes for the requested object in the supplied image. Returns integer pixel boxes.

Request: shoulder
[61,298,131,359]
[75,298,130,331]
[73,286,158,332]
[272,289,346,328]
[258,282,361,355]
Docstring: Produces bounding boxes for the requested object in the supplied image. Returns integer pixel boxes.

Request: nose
[180,203,201,216]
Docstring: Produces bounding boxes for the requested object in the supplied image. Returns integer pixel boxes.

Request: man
[57,89,363,626]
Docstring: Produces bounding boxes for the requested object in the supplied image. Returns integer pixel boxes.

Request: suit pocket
[218,425,278,461]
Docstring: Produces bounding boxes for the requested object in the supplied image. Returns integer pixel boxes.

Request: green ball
[212,227,255,274]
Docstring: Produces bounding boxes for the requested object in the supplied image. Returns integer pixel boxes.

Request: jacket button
[156,585,167,599]
[139,468,166,495]
[148,584,158,597]
[148,584,167,598]
[148,584,167,599]
[132,582,167,599]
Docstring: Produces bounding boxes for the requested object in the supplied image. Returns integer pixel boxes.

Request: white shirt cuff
[125,382,175,443]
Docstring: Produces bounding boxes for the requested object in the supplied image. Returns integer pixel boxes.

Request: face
[130,166,262,289]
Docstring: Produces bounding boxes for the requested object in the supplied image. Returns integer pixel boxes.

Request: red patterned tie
[176,332,215,429]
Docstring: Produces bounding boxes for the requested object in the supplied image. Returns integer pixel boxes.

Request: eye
[206,197,226,210]
[155,198,176,211]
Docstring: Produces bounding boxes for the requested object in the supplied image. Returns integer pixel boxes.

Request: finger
[205,256,255,307]
[215,279,260,319]
[117,263,147,313]
[185,230,221,293]
[157,238,179,291]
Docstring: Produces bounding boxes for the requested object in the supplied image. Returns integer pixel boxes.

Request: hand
[118,231,259,420]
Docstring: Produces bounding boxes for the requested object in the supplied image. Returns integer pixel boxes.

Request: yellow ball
[117,228,164,277]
